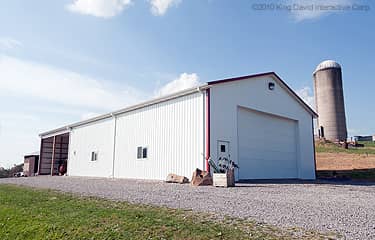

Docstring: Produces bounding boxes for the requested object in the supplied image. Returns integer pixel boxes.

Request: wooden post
[38,138,44,175]
[50,135,56,176]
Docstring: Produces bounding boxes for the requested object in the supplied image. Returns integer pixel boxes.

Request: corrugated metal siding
[114,92,204,180]
[68,118,115,178]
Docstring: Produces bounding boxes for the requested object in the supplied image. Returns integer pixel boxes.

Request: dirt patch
[316,152,375,170]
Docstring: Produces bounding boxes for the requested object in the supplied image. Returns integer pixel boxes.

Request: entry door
[217,141,230,160]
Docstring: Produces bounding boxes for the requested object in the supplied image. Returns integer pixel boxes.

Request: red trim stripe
[208,72,275,85]
[205,89,210,173]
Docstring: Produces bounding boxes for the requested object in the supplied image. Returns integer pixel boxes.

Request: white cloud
[296,86,315,109]
[150,0,181,16]
[66,0,132,18]
[155,72,201,96]
[0,55,199,117]
[288,0,355,21]
[0,54,200,167]
[0,37,22,50]
[0,54,147,168]
[0,55,145,111]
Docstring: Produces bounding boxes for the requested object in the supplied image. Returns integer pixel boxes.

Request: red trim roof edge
[207,72,275,85]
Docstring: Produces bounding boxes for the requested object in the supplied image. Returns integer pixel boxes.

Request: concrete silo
[313,60,347,141]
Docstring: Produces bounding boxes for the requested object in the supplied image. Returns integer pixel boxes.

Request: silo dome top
[314,60,341,74]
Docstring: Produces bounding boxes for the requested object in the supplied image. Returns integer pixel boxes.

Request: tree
[0,163,24,178]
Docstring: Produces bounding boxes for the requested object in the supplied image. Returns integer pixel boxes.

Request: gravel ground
[1,176,375,239]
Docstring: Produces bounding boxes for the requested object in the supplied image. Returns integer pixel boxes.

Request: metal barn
[39,72,317,180]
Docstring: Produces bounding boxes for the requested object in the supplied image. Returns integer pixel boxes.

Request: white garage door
[238,107,298,179]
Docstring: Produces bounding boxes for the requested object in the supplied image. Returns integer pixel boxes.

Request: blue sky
[0,0,374,167]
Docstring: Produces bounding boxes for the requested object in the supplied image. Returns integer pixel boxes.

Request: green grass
[351,170,375,180]
[361,141,375,147]
[0,185,334,240]
[317,169,375,180]
[315,140,375,155]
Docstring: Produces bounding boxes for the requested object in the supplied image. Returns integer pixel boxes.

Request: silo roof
[314,60,341,74]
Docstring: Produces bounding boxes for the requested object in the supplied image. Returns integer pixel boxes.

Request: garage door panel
[240,159,296,178]
[240,142,294,152]
[264,151,295,160]
[238,107,298,179]
[242,154,296,166]
[239,139,295,154]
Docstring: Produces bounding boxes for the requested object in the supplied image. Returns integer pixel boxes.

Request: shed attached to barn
[39,72,317,180]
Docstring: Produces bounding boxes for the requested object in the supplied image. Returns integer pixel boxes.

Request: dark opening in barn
[39,133,70,176]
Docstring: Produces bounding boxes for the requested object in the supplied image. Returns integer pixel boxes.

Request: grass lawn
[315,140,375,155]
[0,185,332,240]
[361,141,375,148]
[350,170,375,180]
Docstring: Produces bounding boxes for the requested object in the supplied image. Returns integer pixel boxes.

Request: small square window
[91,151,98,161]
[220,145,226,153]
[142,147,148,158]
[137,147,142,159]
[137,147,148,159]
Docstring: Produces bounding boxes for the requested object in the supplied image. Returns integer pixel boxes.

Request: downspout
[205,89,211,173]
[111,113,117,178]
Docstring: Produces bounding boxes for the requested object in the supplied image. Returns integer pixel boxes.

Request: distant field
[0,185,328,240]
[315,141,375,155]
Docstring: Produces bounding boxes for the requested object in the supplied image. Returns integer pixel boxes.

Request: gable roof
[40,72,317,138]
[207,72,318,118]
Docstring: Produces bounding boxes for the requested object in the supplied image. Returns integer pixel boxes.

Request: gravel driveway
[1,176,374,239]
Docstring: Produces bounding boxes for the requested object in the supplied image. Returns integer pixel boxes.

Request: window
[137,147,142,159]
[137,146,148,159]
[91,151,98,161]
[142,147,148,158]
[220,144,226,153]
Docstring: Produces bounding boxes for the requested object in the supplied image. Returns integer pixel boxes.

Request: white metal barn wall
[113,92,205,180]
[209,76,315,180]
[68,118,115,178]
